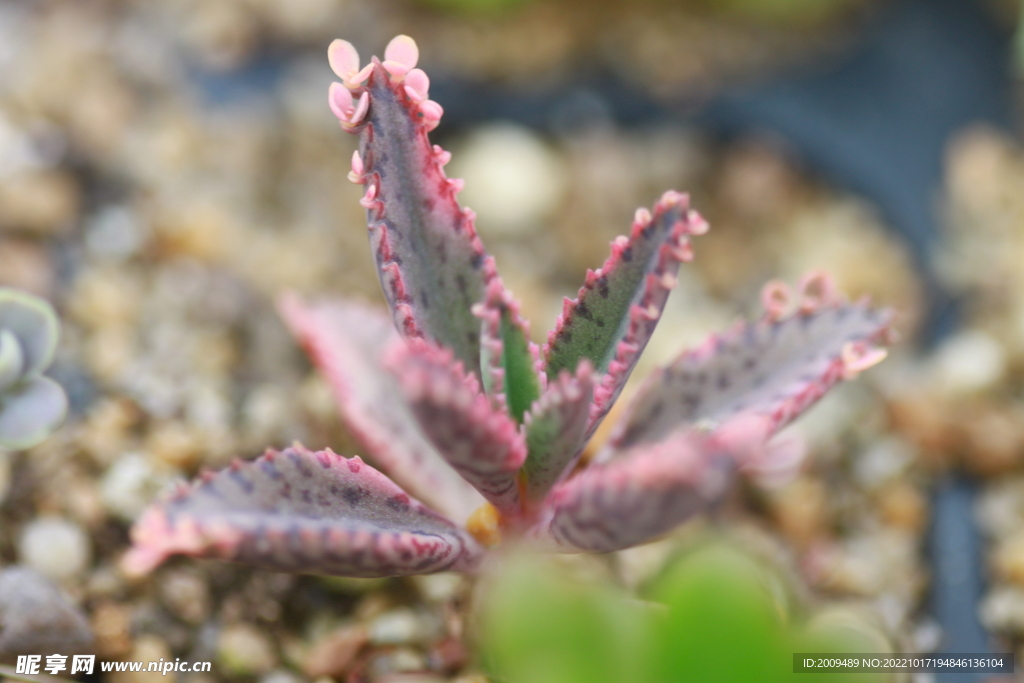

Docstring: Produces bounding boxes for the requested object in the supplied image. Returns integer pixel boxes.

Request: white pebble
[19,516,92,580]
[933,329,1006,395]
[101,452,174,521]
[368,608,433,645]
[449,124,565,237]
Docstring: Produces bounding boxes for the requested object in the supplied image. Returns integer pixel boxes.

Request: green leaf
[647,543,791,683]
[478,279,541,423]
[481,553,652,683]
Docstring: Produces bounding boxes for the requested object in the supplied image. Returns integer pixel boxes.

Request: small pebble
[411,572,464,603]
[101,453,175,521]
[302,624,368,678]
[19,516,92,580]
[158,567,210,624]
[85,205,148,260]
[768,476,829,549]
[90,601,133,658]
[980,586,1024,634]
[108,634,171,683]
[217,623,278,676]
[932,329,1006,396]
[260,670,303,683]
[369,609,422,646]
[0,169,79,235]
[369,648,426,677]
[876,481,927,534]
[0,566,93,656]
[449,123,565,237]
[146,421,205,470]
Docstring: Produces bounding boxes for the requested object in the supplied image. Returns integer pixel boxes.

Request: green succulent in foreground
[0,288,67,449]
[481,542,895,683]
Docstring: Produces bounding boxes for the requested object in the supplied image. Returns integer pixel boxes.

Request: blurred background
[0,0,1023,681]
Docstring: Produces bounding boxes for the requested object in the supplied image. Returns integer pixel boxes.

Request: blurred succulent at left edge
[124,36,893,578]
[0,288,67,449]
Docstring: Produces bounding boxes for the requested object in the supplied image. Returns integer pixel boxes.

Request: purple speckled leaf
[123,445,483,578]
[542,192,708,439]
[521,362,595,504]
[331,39,492,376]
[387,339,527,516]
[279,294,484,523]
[610,277,894,453]
[530,433,731,553]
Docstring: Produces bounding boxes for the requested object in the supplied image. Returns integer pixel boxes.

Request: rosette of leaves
[124,36,893,578]
[0,288,67,450]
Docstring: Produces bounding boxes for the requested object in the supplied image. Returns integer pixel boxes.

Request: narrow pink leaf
[530,433,730,553]
[335,41,492,377]
[279,294,484,523]
[521,361,595,504]
[386,339,527,516]
[610,279,894,452]
[542,192,708,439]
[123,445,483,578]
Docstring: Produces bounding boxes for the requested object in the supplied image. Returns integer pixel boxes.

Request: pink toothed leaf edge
[529,431,731,554]
[278,294,484,523]
[331,37,493,377]
[385,338,528,517]
[556,192,708,440]
[607,273,895,454]
[520,361,595,505]
[123,445,483,578]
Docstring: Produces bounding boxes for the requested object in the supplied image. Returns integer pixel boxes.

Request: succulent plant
[0,288,67,450]
[124,36,893,578]
[482,544,893,683]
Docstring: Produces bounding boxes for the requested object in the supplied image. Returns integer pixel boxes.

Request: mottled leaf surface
[531,434,731,553]
[388,339,526,515]
[544,193,704,379]
[521,362,595,504]
[279,295,484,523]
[124,445,483,577]
[353,61,491,374]
[612,301,893,451]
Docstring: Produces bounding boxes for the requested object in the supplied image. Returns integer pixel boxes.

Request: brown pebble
[146,421,204,471]
[993,533,1024,587]
[91,601,134,659]
[876,481,928,534]
[301,624,368,679]
[427,636,469,674]
[768,476,830,548]
[158,567,210,624]
[0,169,80,235]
